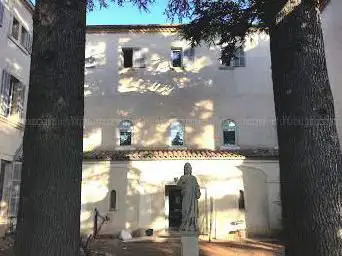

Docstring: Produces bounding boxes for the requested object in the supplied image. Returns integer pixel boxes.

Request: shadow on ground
[89,238,284,256]
[0,238,284,256]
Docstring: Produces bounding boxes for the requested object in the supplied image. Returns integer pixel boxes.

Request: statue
[175,163,201,232]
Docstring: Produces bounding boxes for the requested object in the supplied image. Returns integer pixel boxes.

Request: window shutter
[26,33,32,53]
[17,82,25,119]
[9,162,21,217]
[0,1,4,27]
[133,48,146,68]
[0,70,11,116]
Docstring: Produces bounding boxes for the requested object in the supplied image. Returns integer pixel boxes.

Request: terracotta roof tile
[83,149,250,161]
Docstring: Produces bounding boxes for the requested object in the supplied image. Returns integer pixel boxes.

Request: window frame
[9,16,32,54]
[8,162,21,219]
[121,47,146,69]
[11,17,20,40]
[109,189,117,211]
[0,70,26,120]
[232,47,246,68]
[219,46,246,69]
[170,48,183,68]
[118,120,133,147]
[222,119,238,147]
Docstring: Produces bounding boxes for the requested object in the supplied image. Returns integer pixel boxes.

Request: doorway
[165,185,182,231]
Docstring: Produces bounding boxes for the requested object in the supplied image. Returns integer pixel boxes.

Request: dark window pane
[110,190,116,210]
[238,190,245,210]
[171,50,182,67]
[123,48,133,68]
[221,50,231,66]
[11,18,19,40]
[10,77,22,116]
[223,130,235,145]
[171,131,184,146]
[21,26,28,47]
[120,131,131,146]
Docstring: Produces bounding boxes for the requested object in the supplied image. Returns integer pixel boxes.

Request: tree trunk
[270,1,342,255]
[14,0,85,255]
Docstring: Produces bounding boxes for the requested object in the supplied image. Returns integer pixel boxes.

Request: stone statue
[176,163,201,232]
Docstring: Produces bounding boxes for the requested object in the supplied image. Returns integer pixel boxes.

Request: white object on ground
[120,230,132,241]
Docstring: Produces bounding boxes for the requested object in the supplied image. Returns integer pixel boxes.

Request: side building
[0,0,33,234]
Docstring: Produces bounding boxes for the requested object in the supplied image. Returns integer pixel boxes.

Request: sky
[30,0,189,25]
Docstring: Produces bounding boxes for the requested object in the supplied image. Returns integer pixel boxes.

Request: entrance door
[165,185,182,231]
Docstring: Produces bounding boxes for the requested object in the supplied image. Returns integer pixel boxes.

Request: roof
[86,24,182,33]
[83,148,279,161]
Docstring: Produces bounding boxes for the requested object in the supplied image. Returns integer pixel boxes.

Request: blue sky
[31,0,188,25]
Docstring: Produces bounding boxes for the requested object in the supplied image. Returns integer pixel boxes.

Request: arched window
[169,121,185,146]
[238,190,245,210]
[119,120,133,146]
[110,190,117,210]
[222,120,237,146]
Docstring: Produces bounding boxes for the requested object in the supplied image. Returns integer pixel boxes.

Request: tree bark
[270,0,342,255]
[14,0,85,255]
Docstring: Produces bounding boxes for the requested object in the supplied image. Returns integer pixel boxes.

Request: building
[81,0,342,239]
[81,25,281,239]
[0,0,341,241]
[0,0,33,234]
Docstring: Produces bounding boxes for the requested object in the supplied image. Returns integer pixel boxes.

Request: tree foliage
[86,0,154,12]
[166,0,320,61]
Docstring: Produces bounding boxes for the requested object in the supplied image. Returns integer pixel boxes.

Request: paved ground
[89,238,284,256]
[0,238,284,256]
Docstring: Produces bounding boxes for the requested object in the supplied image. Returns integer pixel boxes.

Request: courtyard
[0,238,284,256]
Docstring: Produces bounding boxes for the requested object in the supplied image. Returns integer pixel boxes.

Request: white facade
[83,27,281,238]
[0,0,33,234]
[81,0,342,239]
[84,28,277,151]
[81,159,281,239]
[0,0,340,240]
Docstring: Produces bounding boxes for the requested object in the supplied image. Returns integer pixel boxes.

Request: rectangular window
[122,48,145,68]
[11,18,20,40]
[233,47,246,67]
[223,130,236,145]
[171,49,182,67]
[10,17,32,52]
[220,47,246,68]
[0,70,25,118]
[122,48,133,68]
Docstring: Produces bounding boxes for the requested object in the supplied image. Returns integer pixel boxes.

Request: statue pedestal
[180,232,199,256]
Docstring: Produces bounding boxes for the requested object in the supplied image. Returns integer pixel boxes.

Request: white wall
[84,3,342,152]
[81,159,281,239]
[84,31,278,151]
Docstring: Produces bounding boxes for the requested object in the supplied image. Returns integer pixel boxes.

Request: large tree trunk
[270,0,342,255]
[14,0,85,255]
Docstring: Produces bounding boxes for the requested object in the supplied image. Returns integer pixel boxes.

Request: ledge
[0,115,24,130]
